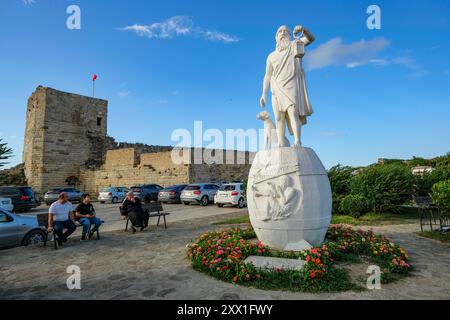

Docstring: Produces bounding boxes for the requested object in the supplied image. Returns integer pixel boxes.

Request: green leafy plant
[0,139,13,168]
[431,179,450,214]
[339,194,370,217]
[328,165,354,215]
[349,164,413,213]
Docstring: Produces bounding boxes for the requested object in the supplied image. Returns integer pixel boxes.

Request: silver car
[44,187,83,205]
[98,187,129,204]
[0,209,47,249]
[180,183,220,206]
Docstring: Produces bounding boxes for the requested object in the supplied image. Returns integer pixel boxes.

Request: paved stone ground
[0,211,449,300]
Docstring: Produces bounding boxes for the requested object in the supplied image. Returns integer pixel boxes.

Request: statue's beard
[276,36,291,52]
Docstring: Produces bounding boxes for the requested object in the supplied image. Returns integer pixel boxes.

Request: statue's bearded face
[276,27,291,52]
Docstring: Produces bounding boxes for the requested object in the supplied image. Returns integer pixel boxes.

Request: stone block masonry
[23,86,253,196]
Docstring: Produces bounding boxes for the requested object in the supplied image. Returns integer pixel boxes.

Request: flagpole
[92,79,95,98]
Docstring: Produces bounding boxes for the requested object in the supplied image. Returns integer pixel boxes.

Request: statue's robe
[270,41,313,134]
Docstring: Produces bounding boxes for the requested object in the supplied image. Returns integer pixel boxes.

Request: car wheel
[100,201,105,204]
[237,198,245,209]
[22,230,46,247]
[217,204,224,208]
[183,201,190,206]
[112,197,119,204]
[200,196,209,207]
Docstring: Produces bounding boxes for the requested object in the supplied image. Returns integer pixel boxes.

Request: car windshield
[48,189,61,194]
[220,185,236,191]
[0,187,18,196]
[184,186,201,191]
[101,188,111,192]
[20,188,34,197]
[131,187,142,192]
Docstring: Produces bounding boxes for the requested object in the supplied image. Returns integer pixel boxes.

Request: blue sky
[1,0,449,169]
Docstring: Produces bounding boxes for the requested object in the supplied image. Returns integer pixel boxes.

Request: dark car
[0,186,40,212]
[131,184,163,203]
[158,184,187,204]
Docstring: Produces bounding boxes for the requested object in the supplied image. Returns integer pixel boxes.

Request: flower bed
[187,225,413,293]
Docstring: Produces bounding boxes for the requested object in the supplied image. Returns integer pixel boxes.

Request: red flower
[310,271,316,279]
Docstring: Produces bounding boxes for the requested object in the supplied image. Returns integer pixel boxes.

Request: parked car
[0,208,47,249]
[158,184,188,204]
[98,187,129,204]
[0,186,40,212]
[0,198,14,212]
[180,183,220,206]
[44,187,83,205]
[214,183,246,208]
[131,184,163,203]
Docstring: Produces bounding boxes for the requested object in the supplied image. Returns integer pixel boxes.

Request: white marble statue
[247,25,332,251]
[260,25,315,147]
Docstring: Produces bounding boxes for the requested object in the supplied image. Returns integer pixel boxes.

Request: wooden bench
[124,201,170,231]
[37,213,101,249]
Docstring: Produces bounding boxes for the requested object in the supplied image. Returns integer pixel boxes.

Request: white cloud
[320,131,348,137]
[305,37,390,71]
[22,0,35,5]
[305,37,426,78]
[119,16,239,44]
[117,90,130,98]
[392,56,427,78]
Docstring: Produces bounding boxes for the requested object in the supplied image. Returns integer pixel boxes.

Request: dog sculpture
[257,110,290,150]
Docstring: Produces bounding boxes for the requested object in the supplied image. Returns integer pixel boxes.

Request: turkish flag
[92,74,98,81]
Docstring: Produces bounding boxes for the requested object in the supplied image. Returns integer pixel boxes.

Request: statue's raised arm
[293,25,315,46]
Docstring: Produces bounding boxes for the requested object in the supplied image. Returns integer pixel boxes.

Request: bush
[349,164,413,213]
[413,165,450,197]
[431,179,450,214]
[328,165,354,215]
[339,194,370,217]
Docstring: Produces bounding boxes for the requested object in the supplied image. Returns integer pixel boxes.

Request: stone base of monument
[247,146,332,250]
[244,256,305,272]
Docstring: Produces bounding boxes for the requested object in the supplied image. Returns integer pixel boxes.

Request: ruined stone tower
[23,86,108,194]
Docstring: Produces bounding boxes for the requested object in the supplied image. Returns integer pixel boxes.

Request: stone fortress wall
[23,86,253,196]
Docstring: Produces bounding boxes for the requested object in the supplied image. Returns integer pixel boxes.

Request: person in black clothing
[121,192,149,233]
[75,194,103,241]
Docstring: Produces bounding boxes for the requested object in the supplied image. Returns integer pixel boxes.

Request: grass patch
[416,231,450,243]
[212,215,250,225]
[213,208,418,227]
[332,210,418,226]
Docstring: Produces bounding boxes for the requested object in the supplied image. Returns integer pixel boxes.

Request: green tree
[328,165,354,215]
[349,164,414,213]
[0,139,13,168]
[431,179,450,214]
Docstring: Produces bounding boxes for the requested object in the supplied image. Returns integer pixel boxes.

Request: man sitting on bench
[75,193,103,241]
[48,192,76,247]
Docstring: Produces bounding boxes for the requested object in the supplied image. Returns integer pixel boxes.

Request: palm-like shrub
[328,165,354,215]
[349,164,413,213]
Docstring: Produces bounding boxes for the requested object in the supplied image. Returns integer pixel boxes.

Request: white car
[214,183,246,208]
[0,198,14,212]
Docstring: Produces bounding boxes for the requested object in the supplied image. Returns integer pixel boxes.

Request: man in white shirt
[48,192,76,246]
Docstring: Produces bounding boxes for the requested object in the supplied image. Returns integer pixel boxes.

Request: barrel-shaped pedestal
[247,147,332,249]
